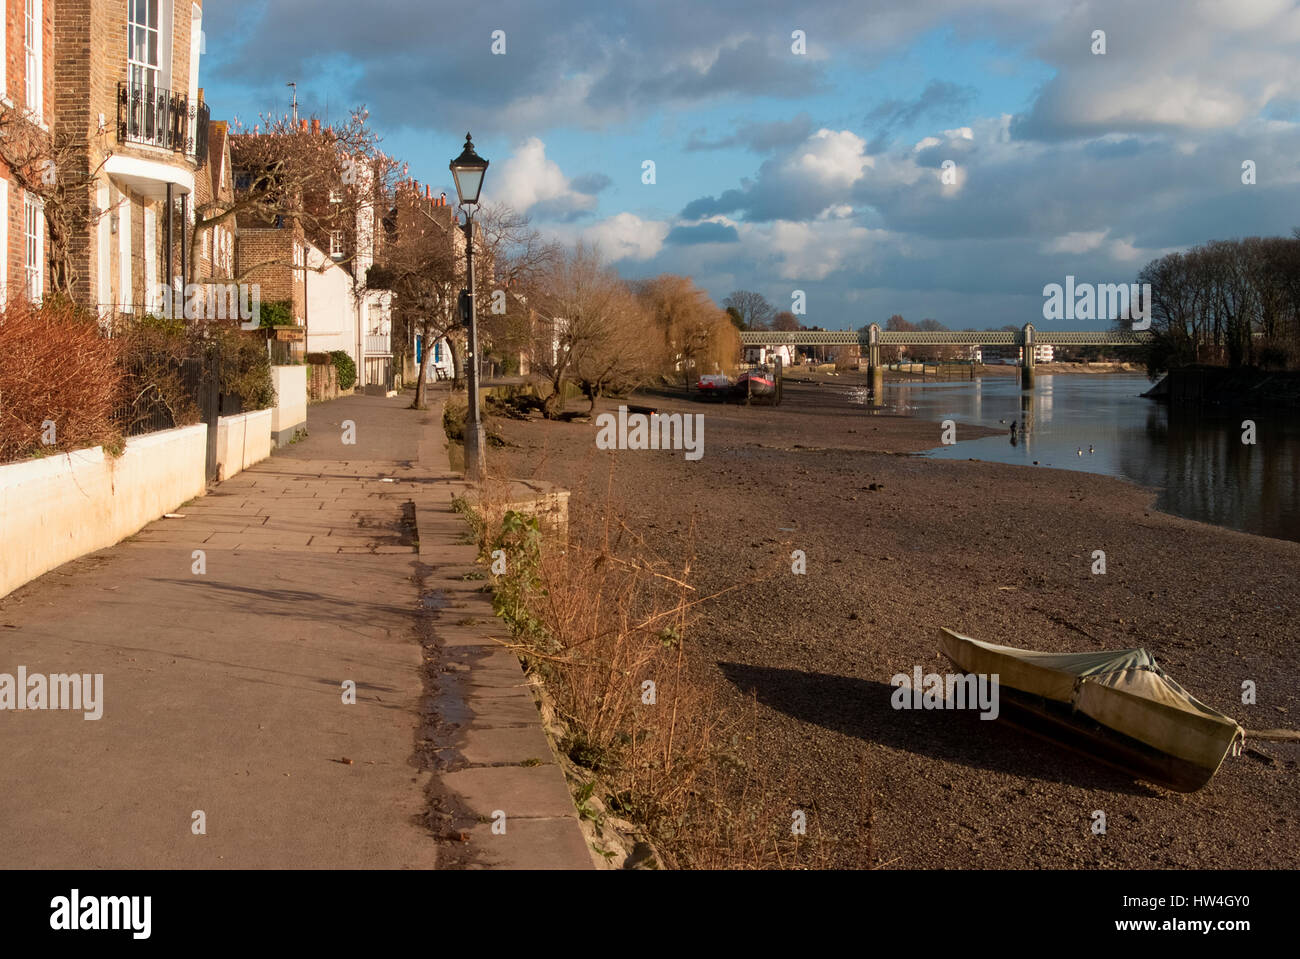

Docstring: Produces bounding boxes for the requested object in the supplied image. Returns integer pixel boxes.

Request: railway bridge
[739,323,1151,396]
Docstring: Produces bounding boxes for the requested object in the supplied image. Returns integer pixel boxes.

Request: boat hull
[938,627,1241,792]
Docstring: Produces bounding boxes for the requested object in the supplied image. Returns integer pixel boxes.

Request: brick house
[192,117,234,285]
[384,178,510,385]
[229,118,393,385]
[53,0,209,318]
[0,0,57,306]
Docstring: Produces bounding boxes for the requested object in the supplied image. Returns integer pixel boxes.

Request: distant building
[743,344,794,367]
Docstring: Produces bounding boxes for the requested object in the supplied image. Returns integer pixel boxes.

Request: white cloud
[1043,230,1109,254]
[583,213,670,261]
[786,129,873,189]
[495,137,598,217]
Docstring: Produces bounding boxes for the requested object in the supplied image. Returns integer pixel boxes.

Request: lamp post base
[464,421,487,482]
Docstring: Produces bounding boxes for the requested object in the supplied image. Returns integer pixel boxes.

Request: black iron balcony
[117,80,210,168]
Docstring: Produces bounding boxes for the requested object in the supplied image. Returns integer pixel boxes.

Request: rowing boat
[938,628,1244,792]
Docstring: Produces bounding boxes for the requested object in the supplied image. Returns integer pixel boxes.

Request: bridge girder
[738,328,1152,347]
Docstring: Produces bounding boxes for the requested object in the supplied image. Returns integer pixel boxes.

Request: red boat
[734,368,776,399]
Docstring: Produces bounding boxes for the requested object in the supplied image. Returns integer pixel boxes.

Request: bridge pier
[1020,323,1035,390]
[866,323,883,407]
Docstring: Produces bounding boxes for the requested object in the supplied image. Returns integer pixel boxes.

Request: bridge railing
[738,327,1152,347]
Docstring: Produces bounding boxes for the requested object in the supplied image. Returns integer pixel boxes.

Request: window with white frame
[328,189,342,204]
[329,230,344,257]
[127,0,161,95]
[24,192,44,303]
[25,0,43,120]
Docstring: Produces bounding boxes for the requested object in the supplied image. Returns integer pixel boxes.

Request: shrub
[258,300,295,328]
[116,318,275,417]
[0,300,122,463]
[328,350,357,390]
[213,324,275,410]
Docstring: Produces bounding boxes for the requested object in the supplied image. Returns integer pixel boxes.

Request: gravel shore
[489,381,1300,869]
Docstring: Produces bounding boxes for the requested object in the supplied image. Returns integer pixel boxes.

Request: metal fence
[114,354,205,438]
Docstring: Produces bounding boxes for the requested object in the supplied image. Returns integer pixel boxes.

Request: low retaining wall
[0,425,207,598]
[271,365,308,447]
[216,409,273,481]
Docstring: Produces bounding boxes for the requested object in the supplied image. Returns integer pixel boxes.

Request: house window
[329,189,342,204]
[329,231,344,257]
[24,192,44,303]
[25,0,43,120]
[127,0,161,95]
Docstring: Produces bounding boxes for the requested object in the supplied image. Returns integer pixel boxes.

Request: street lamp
[449,133,490,481]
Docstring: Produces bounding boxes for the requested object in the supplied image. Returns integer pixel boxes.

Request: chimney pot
[311,117,320,135]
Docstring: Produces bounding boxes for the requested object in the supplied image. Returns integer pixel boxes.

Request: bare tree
[223,109,398,285]
[723,290,775,330]
[0,104,111,301]
[531,243,634,418]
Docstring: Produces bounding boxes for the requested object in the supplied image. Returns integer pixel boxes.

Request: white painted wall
[215,409,273,481]
[304,242,358,367]
[0,425,207,598]
[270,365,307,446]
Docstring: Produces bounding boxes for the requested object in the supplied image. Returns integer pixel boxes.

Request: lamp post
[449,132,489,481]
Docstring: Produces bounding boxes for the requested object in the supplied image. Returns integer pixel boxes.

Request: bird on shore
[1089,445,1095,454]
[1077,448,1083,456]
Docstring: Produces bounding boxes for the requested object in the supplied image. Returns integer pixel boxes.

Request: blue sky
[200,0,1300,330]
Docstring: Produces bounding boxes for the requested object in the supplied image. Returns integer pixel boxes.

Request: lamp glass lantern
[449,133,489,206]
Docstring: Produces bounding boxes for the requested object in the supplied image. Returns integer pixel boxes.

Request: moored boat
[938,628,1244,792]
[734,368,776,399]
[697,373,732,396]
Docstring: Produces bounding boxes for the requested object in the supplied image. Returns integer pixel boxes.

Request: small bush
[328,350,357,391]
[258,300,295,328]
[0,300,122,463]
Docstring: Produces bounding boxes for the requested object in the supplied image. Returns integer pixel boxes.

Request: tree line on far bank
[1137,230,1300,375]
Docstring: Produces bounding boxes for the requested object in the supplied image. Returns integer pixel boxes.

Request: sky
[200,0,1300,331]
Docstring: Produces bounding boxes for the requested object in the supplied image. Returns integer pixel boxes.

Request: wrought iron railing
[117,80,209,167]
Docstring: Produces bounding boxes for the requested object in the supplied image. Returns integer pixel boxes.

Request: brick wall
[2,0,58,301]
[53,0,204,308]
[238,223,305,322]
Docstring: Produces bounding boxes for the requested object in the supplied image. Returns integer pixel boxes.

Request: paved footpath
[0,392,590,869]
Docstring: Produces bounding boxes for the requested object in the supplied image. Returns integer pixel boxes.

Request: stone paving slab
[416,431,593,870]
[0,394,442,869]
[458,818,593,870]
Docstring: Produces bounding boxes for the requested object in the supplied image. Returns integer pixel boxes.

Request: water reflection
[898,374,1299,542]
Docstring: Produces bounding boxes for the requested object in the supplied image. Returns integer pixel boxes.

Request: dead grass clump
[463,483,866,868]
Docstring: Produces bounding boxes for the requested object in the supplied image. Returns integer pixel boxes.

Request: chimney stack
[311,117,321,135]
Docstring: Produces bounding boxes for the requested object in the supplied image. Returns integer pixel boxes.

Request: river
[866,374,1300,543]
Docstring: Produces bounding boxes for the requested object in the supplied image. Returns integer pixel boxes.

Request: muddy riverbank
[487,383,1300,869]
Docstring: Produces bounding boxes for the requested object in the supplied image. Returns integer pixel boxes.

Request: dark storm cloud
[665,222,741,245]
[685,113,817,152]
[865,80,977,150]
[570,172,613,194]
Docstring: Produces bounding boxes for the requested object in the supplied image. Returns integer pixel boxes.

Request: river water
[871,374,1299,543]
